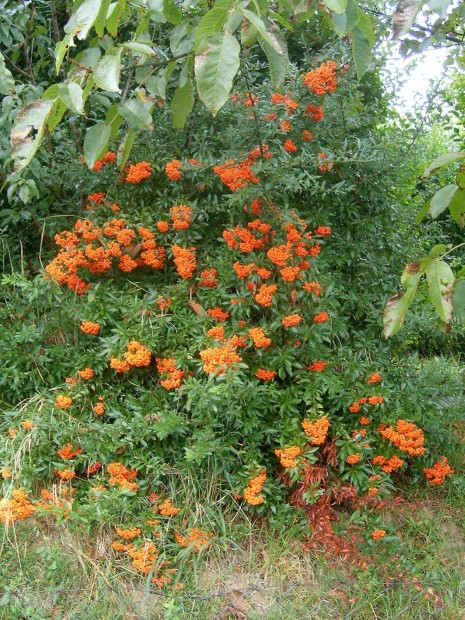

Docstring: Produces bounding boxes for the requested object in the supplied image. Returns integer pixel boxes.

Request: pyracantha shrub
[0,60,455,586]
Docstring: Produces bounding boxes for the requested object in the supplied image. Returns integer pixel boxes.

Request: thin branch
[120,52,190,73]
[3,54,31,80]
[67,57,92,73]
[50,0,61,42]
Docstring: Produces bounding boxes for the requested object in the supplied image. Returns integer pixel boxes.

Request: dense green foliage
[0,0,464,606]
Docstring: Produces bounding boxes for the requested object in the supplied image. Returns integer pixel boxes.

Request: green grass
[1,486,464,620]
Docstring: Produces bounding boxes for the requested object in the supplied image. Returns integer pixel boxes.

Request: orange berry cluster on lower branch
[275,446,302,468]
[175,528,213,552]
[107,462,138,492]
[110,341,151,373]
[377,420,425,456]
[302,417,330,445]
[423,457,454,485]
[0,489,36,524]
[243,471,266,505]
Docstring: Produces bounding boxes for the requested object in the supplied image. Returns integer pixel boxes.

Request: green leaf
[448,186,465,227]
[95,0,112,36]
[10,99,54,172]
[384,282,419,338]
[117,127,137,170]
[107,0,127,37]
[456,163,465,189]
[453,279,465,323]
[392,0,422,39]
[351,11,374,79]
[64,0,101,40]
[55,35,71,74]
[118,99,153,129]
[345,0,360,32]
[242,11,284,53]
[43,84,60,99]
[83,124,112,169]
[82,74,95,103]
[106,108,123,137]
[163,0,182,24]
[426,259,455,323]
[421,151,465,178]
[59,83,84,115]
[429,244,449,257]
[0,52,15,95]
[429,184,458,218]
[171,79,195,128]
[323,0,347,14]
[269,9,293,30]
[123,42,158,56]
[385,259,430,337]
[331,12,348,36]
[241,20,258,47]
[195,3,232,52]
[94,48,123,92]
[400,259,430,286]
[257,21,289,88]
[75,47,101,69]
[415,200,431,224]
[47,98,67,133]
[195,33,240,116]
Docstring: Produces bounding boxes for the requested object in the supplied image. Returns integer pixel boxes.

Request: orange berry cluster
[255,369,276,381]
[172,244,197,279]
[275,446,302,468]
[57,444,83,460]
[175,528,213,552]
[371,455,404,474]
[170,205,192,230]
[55,468,76,481]
[371,529,387,541]
[165,159,183,181]
[301,61,338,96]
[110,340,151,373]
[156,358,185,390]
[107,462,138,492]
[305,104,324,121]
[115,527,141,540]
[80,321,100,335]
[346,453,361,465]
[281,313,302,328]
[213,159,260,192]
[302,417,330,445]
[45,218,167,294]
[254,284,278,307]
[307,361,328,372]
[0,489,36,524]
[124,161,152,183]
[243,472,266,505]
[313,312,329,323]
[199,343,242,375]
[206,307,230,322]
[158,499,181,516]
[199,268,218,288]
[92,397,105,416]
[77,367,94,380]
[248,327,272,348]
[423,456,454,485]
[271,93,298,111]
[378,420,425,456]
[54,394,72,409]
[93,151,116,171]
